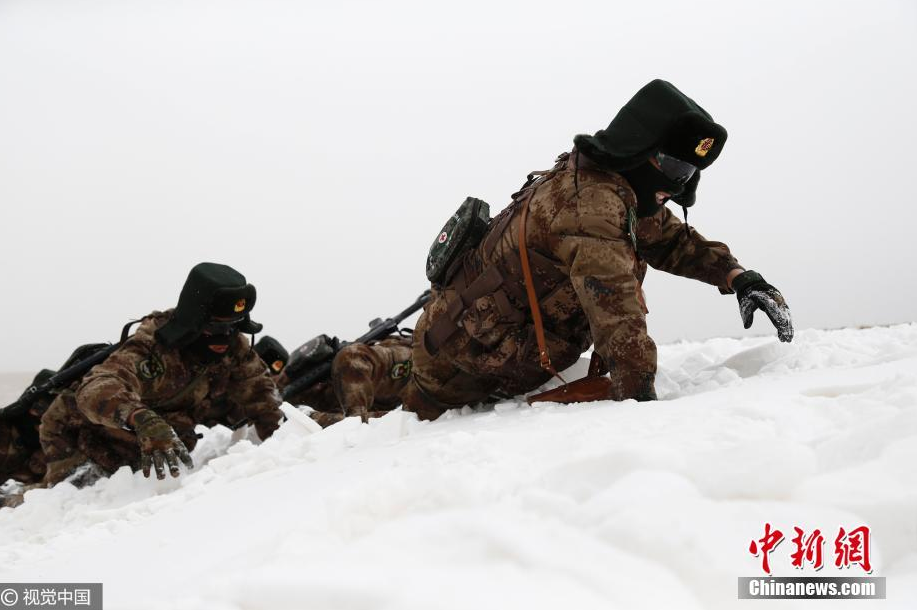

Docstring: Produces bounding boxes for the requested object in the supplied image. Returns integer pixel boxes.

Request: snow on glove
[131,409,194,480]
[732,270,794,343]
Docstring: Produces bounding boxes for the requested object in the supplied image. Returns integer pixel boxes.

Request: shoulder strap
[518,187,565,385]
[484,152,571,260]
[120,318,144,343]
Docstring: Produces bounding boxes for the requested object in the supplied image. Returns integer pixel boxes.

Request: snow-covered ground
[1,325,915,610]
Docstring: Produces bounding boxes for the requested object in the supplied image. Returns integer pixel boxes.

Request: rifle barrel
[352,289,431,344]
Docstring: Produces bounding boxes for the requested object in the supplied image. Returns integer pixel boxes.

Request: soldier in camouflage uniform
[1,344,112,491]
[402,80,793,420]
[39,263,283,485]
[0,421,44,487]
[0,370,53,487]
[254,336,289,377]
[277,335,414,427]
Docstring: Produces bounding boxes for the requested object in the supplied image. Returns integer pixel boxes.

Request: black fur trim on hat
[574,79,727,171]
[156,262,262,348]
[254,335,289,374]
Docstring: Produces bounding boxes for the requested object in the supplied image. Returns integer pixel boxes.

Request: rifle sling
[517,187,564,384]
[482,200,520,259]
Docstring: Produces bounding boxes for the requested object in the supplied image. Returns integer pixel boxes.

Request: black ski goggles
[202,317,245,336]
[655,152,698,186]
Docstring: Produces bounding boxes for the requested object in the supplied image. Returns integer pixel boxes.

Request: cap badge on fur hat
[271,359,284,372]
[234,299,246,313]
[695,138,715,158]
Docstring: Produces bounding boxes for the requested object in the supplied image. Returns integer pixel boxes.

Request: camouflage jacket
[430,149,741,399]
[74,311,283,440]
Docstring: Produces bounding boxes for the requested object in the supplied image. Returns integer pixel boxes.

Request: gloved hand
[131,409,194,480]
[732,270,794,343]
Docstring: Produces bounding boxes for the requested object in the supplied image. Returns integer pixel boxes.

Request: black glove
[732,270,794,343]
[131,409,194,480]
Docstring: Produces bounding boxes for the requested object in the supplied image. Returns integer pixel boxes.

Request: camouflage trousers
[0,420,46,486]
[399,300,544,422]
[39,393,200,486]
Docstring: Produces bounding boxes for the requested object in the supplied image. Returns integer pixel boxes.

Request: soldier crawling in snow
[400,79,794,420]
[253,336,289,377]
[266,334,414,428]
[0,369,54,489]
[1,341,136,501]
[39,262,283,486]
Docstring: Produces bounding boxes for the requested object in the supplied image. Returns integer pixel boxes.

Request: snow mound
[1,325,916,610]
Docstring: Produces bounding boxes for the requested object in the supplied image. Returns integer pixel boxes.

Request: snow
[1,324,916,610]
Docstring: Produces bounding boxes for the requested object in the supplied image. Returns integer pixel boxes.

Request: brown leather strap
[427,153,571,361]
[526,375,612,405]
[518,187,564,383]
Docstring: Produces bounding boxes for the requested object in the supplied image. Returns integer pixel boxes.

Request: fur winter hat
[156,262,262,348]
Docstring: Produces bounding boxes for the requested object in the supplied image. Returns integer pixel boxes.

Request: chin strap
[681,204,690,236]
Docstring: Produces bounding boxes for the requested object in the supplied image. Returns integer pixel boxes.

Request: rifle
[280,290,431,402]
[0,319,140,421]
[0,343,119,421]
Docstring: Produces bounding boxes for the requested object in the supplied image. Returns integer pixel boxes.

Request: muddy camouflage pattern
[402,150,742,418]
[0,410,47,486]
[0,373,58,486]
[39,310,282,484]
[278,336,413,426]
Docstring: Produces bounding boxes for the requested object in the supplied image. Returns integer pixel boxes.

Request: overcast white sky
[1,0,915,372]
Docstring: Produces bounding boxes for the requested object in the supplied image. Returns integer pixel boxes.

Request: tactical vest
[424,152,589,373]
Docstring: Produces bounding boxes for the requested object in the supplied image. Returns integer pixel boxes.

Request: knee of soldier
[400,376,449,421]
[43,453,88,486]
[607,316,656,346]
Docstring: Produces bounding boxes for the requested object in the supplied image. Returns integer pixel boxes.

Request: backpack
[285,334,341,379]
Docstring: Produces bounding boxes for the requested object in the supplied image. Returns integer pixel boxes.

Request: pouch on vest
[426,197,491,287]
